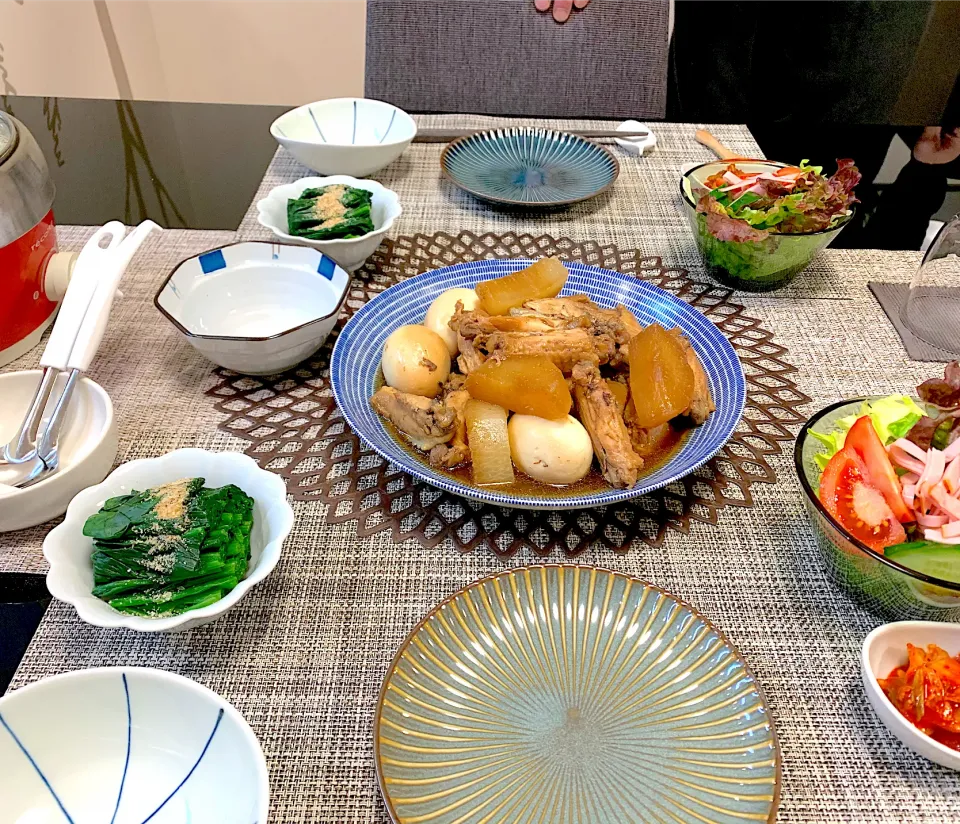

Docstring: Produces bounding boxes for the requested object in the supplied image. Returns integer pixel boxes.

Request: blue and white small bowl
[271,98,416,177]
[0,667,269,823]
[441,128,620,207]
[256,175,401,272]
[155,241,350,375]
[332,259,746,510]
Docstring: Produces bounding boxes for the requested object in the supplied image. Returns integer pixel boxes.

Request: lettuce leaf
[696,193,769,242]
[697,159,861,240]
[811,395,926,471]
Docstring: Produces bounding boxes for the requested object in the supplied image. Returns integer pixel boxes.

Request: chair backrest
[365,0,669,119]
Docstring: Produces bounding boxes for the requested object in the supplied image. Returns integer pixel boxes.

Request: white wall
[0,0,366,105]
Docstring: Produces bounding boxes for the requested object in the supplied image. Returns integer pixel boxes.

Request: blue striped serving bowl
[441,128,619,206]
[331,259,746,510]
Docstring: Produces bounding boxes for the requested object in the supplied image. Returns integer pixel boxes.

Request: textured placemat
[869,282,959,362]
[207,231,811,556]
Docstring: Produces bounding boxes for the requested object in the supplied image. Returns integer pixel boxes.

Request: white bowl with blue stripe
[155,241,350,375]
[331,259,746,510]
[0,667,269,823]
[256,175,401,272]
[271,98,416,177]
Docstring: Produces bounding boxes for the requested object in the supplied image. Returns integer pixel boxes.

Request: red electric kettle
[0,112,77,367]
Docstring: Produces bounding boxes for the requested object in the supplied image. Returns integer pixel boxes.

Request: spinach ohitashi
[286,184,375,240]
[83,477,255,616]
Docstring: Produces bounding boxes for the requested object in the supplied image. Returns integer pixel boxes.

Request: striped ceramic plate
[375,565,781,824]
[441,128,619,206]
[330,259,746,510]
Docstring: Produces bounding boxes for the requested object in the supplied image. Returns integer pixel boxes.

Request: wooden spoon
[694,129,741,160]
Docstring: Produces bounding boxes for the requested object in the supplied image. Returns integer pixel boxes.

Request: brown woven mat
[206,232,810,556]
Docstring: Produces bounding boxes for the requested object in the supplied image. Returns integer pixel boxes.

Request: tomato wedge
[819,446,907,552]
[844,415,912,522]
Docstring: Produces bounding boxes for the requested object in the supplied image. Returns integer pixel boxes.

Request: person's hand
[534,0,591,24]
[913,126,960,166]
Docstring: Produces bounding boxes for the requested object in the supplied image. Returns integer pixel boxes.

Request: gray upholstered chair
[365,0,669,119]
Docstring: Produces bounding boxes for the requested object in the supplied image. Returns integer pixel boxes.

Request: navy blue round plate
[441,128,619,206]
[331,260,746,510]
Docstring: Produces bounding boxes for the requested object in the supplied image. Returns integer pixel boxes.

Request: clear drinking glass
[904,214,960,355]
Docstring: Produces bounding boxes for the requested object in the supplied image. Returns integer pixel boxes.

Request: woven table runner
[12,241,960,822]
[207,232,811,556]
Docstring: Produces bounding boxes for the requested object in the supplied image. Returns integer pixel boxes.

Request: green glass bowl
[680,160,852,292]
[795,398,960,620]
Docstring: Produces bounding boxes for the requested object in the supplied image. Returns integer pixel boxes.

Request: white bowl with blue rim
[270,97,416,177]
[440,128,620,207]
[155,241,350,375]
[256,175,401,272]
[331,259,746,510]
[0,667,269,823]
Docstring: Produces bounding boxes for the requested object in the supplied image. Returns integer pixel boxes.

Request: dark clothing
[862,152,958,251]
[667,0,941,249]
[668,1,933,125]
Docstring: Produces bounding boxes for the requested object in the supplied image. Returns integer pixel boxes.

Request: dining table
[3,114,960,823]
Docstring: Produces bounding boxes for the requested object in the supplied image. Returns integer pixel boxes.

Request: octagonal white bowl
[256,175,401,272]
[270,97,416,177]
[0,667,269,823]
[44,448,294,632]
[155,241,350,375]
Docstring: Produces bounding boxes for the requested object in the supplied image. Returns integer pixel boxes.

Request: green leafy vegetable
[697,159,860,237]
[83,478,255,617]
[809,395,926,471]
[286,184,375,241]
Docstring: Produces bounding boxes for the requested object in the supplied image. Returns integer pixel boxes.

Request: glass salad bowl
[796,398,960,621]
[680,160,853,292]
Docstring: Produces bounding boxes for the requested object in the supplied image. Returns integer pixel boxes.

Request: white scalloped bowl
[0,667,269,823]
[256,175,401,272]
[43,449,294,632]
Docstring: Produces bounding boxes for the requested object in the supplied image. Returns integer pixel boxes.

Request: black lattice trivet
[206,232,810,557]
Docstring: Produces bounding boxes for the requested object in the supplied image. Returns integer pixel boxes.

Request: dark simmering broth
[374,370,688,499]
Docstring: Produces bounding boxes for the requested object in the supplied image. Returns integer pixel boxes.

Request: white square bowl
[862,621,960,771]
[155,241,350,375]
[43,448,294,632]
[256,175,401,272]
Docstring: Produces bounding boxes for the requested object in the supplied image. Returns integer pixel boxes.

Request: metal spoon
[0,371,78,488]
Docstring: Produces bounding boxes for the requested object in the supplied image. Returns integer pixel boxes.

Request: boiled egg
[424,288,481,356]
[381,325,451,397]
[508,414,593,485]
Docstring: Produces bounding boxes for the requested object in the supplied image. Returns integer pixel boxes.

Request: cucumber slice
[886,541,960,584]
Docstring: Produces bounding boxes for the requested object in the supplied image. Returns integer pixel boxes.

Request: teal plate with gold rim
[375,566,780,824]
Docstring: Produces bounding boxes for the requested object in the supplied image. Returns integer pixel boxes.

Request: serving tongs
[0,221,160,489]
